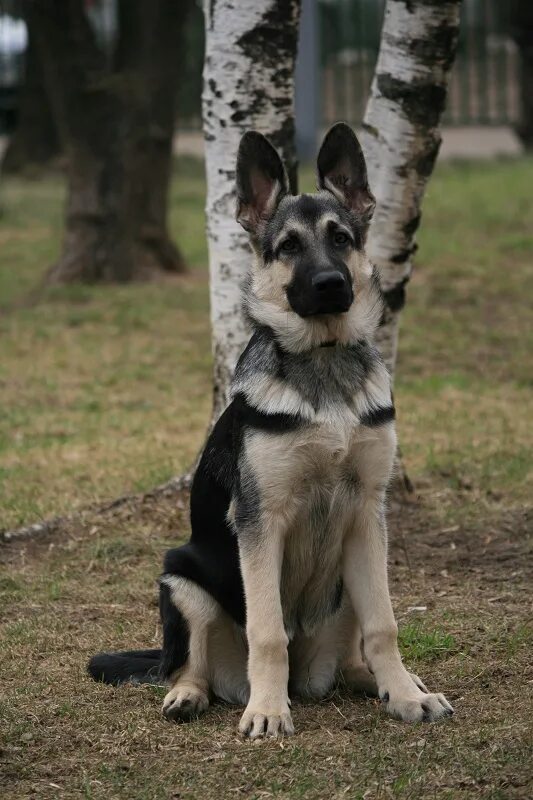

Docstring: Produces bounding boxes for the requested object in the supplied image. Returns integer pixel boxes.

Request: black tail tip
[87,648,163,686]
[87,652,121,685]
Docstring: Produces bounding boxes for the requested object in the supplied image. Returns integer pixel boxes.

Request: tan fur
[248,248,381,353]
[340,431,453,722]
[161,576,249,717]
[238,413,452,732]
[238,522,294,738]
[234,416,395,735]
[162,198,451,732]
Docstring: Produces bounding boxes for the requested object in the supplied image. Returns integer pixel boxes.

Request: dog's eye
[333,231,350,247]
[280,238,299,254]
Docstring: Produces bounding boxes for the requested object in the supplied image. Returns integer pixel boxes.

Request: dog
[88,123,453,738]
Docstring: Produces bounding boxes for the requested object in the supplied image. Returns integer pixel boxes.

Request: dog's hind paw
[162,683,209,722]
[238,705,294,739]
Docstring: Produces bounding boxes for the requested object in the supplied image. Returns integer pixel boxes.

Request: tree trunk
[114,0,188,274]
[31,0,188,284]
[202,0,301,419]
[2,21,62,174]
[361,0,462,375]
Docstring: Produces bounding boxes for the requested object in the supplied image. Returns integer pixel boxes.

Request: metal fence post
[295,0,320,161]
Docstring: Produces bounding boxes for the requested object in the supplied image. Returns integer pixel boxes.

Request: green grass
[399,622,457,663]
[0,159,212,528]
[1,156,532,529]
[1,155,532,799]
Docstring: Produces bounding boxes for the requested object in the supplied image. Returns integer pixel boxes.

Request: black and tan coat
[89,123,453,738]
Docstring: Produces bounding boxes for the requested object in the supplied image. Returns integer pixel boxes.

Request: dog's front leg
[342,493,454,723]
[237,528,293,739]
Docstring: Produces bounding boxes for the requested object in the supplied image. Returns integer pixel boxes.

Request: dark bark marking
[406,22,461,73]
[236,0,300,78]
[362,121,379,139]
[382,276,410,312]
[403,213,421,239]
[396,0,460,11]
[376,73,447,128]
[391,244,417,264]
[410,134,441,178]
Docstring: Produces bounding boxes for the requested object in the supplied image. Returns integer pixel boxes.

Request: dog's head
[236,123,381,350]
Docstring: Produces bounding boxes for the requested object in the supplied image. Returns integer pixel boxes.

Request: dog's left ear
[236,131,289,234]
[317,122,375,223]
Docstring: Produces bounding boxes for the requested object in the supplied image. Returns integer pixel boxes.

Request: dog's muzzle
[286,263,354,317]
[307,270,353,315]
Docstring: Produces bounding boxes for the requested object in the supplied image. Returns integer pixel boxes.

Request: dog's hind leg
[208,613,249,706]
[289,611,348,700]
[160,575,216,721]
[159,574,249,721]
[339,609,379,696]
[289,603,378,700]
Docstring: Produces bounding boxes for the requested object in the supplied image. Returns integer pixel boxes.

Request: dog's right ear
[236,132,289,234]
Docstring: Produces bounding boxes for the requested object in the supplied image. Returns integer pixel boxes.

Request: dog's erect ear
[317,122,375,223]
[236,131,289,234]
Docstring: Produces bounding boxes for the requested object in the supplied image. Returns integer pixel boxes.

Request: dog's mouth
[319,339,337,348]
[298,300,352,317]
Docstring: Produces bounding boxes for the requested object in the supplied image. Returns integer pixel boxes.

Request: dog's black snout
[311,270,347,292]
[286,264,353,317]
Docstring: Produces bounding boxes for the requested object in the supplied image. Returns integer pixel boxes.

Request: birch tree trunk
[361,0,462,376]
[202,0,301,420]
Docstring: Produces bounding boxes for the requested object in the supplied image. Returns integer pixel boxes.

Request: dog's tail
[87,648,163,686]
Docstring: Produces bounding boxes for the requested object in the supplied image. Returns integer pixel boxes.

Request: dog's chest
[245,417,362,637]
[281,468,345,635]
[277,420,362,637]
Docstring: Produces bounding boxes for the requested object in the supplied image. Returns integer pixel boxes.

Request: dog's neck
[231,318,389,421]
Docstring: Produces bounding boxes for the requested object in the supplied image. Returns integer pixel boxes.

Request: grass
[1,157,532,529]
[0,159,212,528]
[1,155,533,799]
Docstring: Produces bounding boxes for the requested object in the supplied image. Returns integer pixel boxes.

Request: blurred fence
[0,0,524,135]
[321,0,521,128]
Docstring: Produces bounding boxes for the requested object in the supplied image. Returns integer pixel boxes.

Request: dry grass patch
[0,493,531,800]
[1,156,532,798]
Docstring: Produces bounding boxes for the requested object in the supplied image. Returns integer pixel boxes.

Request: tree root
[1,471,193,545]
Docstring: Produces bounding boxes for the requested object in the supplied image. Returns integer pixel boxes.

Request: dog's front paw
[380,680,454,723]
[238,703,294,739]
[162,683,209,722]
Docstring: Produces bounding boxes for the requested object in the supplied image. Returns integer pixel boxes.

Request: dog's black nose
[312,271,347,292]
[286,266,353,316]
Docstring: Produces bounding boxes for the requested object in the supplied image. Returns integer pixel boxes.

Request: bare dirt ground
[1,486,531,800]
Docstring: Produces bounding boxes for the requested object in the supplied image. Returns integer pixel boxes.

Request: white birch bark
[362,0,462,376]
[202,0,301,419]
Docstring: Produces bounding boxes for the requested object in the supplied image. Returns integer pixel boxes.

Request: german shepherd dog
[89,123,453,738]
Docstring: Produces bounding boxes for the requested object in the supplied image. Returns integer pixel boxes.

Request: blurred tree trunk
[509,0,533,149]
[203,0,301,419]
[30,0,189,283]
[2,26,62,173]
[361,0,462,376]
